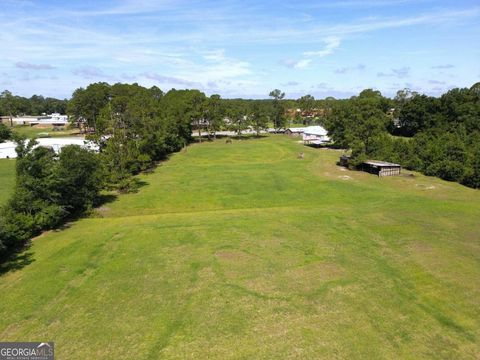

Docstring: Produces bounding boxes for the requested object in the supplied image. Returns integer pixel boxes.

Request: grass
[0,159,15,205]
[11,125,81,138]
[0,135,479,359]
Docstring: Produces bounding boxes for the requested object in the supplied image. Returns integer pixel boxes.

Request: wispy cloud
[303,37,341,58]
[378,67,410,78]
[431,64,454,69]
[281,81,300,86]
[296,0,426,9]
[335,64,366,74]
[66,0,179,17]
[282,37,341,70]
[15,61,55,70]
[280,59,312,69]
[72,66,115,80]
[141,72,199,87]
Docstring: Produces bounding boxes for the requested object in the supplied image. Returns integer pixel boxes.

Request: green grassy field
[0,136,479,359]
[0,159,15,205]
[11,125,80,138]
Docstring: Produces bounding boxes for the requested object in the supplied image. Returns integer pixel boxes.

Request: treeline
[0,90,68,117]
[0,83,205,261]
[323,83,480,188]
[68,84,294,140]
[0,142,102,259]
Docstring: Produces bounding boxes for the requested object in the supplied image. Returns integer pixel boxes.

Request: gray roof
[364,160,401,167]
[286,127,306,133]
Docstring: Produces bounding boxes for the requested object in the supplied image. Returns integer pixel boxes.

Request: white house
[8,113,69,126]
[30,113,69,126]
[0,138,98,159]
[302,126,330,145]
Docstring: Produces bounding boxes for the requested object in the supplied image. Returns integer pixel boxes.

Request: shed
[285,127,306,136]
[339,155,350,167]
[362,160,401,177]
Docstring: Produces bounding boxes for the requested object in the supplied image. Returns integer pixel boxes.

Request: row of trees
[68,84,296,138]
[0,83,205,262]
[0,90,68,119]
[323,83,480,189]
[0,141,103,259]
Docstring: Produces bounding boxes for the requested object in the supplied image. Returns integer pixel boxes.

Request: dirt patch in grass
[286,262,345,283]
[242,263,346,297]
[215,250,266,281]
[285,262,346,294]
[409,240,433,254]
[215,250,251,262]
[416,184,436,190]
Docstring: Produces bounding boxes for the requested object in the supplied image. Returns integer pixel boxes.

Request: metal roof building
[362,160,402,177]
[302,126,331,145]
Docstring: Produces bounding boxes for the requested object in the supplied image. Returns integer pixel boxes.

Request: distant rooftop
[303,126,328,136]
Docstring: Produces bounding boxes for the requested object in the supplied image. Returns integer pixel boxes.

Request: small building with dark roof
[362,160,402,177]
[284,127,306,136]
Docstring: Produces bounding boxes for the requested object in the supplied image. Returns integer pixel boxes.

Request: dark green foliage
[67,82,111,131]
[57,146,104,214]
[269,89,287,130]
[227,102,249,135]
[250,102,269,136]
[205,94,225,138]
[0,143,103,259]
[396,95,440,136]
[0,123,11,142]
[324,89,391,165]
[72,84,199,189]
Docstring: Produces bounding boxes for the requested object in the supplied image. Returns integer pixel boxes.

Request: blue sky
[1,0,479,99]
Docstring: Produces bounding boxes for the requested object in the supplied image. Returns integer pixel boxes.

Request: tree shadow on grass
[95,193,119,206]
[215,134,269,142]
[0,246,35,277]
[116,178,149,194]
[194,134,270,143]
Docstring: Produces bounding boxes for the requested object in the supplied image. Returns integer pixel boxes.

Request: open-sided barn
[362,160,402,177]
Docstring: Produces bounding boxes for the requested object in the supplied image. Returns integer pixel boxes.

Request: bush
[426,160,466,182]
[0,123,11,142]
[0,209,36,254]
[57,145,103,215]
[0,144,103,263]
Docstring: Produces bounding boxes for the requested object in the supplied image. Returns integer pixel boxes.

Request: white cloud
[303,37,341,57]
[281,37,341,70]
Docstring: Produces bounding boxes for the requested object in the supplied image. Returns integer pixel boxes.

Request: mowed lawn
[12,125,80,139]
[0,136,479,359]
